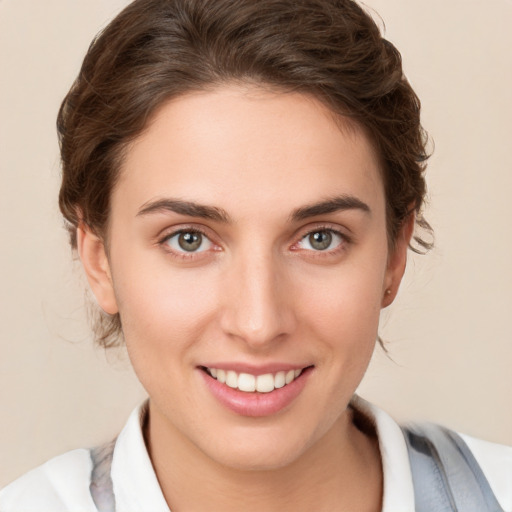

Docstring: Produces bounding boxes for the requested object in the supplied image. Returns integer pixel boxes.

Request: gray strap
[90,438,117,512]
[403,424,504,512]
[88,424,504,512]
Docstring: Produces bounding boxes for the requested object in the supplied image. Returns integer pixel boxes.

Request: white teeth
[206,367,305,393]
[226,371,238,389]
[256,374,275,393]
[274,371,286,389]
[238,373,256,392]
[217,369,226,384]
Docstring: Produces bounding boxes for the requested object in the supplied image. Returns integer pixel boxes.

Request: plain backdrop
[1,0,511,488]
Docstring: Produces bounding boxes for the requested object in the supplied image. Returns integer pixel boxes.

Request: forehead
[114,85,385,220]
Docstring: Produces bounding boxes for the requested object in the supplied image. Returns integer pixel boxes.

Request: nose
[219,249,296,350]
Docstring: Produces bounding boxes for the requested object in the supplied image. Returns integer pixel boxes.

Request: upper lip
[199,362,312,376]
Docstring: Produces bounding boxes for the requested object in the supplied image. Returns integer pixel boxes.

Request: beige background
[1,0,511,488]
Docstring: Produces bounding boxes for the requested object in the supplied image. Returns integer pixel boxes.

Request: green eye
[178,232,203,251]
[308,231,332,251]
[165,231,212,253]
[299,229,343,251]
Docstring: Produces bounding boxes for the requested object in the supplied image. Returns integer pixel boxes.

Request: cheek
[303,287,381,380]
[112,266,222,405]
[291,255,387,397]
[297,261,385,338]
[110,253,219,355]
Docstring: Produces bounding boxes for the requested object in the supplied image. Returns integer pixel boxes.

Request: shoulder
[0,448,98,512]
[0,402,149,512]
[351,395,512,512]
[403,422,512,512]
[460,433,512,512]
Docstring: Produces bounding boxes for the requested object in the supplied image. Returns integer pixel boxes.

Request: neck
[145,401,382,512]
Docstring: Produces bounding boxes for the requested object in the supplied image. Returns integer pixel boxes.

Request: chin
[201,423,319,472]
[210,445,305,472]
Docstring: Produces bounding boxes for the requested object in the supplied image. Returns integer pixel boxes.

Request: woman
[1,0,511,510]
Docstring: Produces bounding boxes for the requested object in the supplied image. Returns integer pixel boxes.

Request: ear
[381,213,415,308]
[76,225,119,315]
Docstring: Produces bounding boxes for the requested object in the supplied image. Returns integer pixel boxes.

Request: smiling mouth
[200,366,312,393]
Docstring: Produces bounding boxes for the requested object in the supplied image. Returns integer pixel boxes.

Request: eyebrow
[137,198,231,223]
[290,195,371,222]
[136,194,370,223]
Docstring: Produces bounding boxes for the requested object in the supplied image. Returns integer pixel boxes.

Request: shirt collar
[112,401,170,512]
[111,396,415,512]
[350,395,416,512]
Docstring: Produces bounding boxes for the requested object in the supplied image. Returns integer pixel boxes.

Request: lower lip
[199,368,312,417]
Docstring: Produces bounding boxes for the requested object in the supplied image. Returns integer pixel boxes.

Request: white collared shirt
[2,398,511,511]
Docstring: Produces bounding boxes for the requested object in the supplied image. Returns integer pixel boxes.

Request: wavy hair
[58,0,432,347]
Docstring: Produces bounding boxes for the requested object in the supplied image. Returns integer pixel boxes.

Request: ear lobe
[76,225,119,315]
[381,213,415,308]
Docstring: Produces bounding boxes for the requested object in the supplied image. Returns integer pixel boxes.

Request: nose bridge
[221,244,294,347]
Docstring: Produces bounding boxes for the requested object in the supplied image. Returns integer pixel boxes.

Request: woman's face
[83,85,409,470]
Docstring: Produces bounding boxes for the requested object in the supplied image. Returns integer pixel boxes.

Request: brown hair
[58,0,432,347]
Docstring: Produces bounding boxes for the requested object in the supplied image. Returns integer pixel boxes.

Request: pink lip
[199,366,313,417]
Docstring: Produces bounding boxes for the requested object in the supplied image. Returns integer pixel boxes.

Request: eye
[164,230,213,253]
[297,229,344,251]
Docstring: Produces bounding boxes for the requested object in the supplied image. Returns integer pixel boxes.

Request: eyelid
[165,230,212,252]
[157,224,221,258]
[155,222,351,258]
[290,223,352,253]
[157,222,215,242]
[297,222,351,240]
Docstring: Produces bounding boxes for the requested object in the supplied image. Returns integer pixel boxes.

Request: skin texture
[78,85,413,511]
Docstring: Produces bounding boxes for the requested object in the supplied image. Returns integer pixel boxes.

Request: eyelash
[157,224,351,260]
[293,225,350,256]
[158,227,216,260]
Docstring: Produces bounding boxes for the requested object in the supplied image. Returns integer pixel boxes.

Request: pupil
[309,231,332,250]
[178,232,202,251]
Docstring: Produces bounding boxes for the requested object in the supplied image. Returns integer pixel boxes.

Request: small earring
[385,288,392,296]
